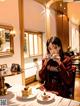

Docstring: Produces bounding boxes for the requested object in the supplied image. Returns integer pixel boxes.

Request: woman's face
[48,43,60,56]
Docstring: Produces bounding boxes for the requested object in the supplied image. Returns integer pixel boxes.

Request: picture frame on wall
[1,64,7,69]
[11,63,21,73]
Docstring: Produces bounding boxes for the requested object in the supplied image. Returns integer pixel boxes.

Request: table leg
[0,77,7,95]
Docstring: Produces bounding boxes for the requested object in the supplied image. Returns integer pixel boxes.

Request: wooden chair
[69,65,76,99]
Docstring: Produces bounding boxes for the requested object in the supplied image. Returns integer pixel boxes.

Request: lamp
[10,30,16,36]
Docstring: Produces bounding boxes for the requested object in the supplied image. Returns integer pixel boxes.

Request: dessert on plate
[41,91,50,100]
[22,86,32,97]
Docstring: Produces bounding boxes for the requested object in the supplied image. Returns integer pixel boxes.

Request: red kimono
[39,55,74,98]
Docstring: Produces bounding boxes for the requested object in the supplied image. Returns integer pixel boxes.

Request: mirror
[0,24,15,57]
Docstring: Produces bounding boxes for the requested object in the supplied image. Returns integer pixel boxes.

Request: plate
[18,88,37,100]
[37,92,55,102]
[22,93,36,100]
[16,93,37,101]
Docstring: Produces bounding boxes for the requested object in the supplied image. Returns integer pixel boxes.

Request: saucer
[22,93,36,100]
[37,92,55,102]
[18,88,37,100]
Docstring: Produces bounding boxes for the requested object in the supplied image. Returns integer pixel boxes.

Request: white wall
[0,0,21,67]
[68,2,80,52]
[24,0,45,32]
[24,0,56,35]
[50,9,57,36]
[69,21,79,52]
[0,0,22,86]
[68,2,80,25]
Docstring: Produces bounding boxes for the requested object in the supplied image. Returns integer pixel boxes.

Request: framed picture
[0,24,14,57]
[1,64,7,69]
[11,63,21,72]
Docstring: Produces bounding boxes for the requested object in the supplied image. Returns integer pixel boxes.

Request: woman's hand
[43,58,49,67]
[52,54,61,65]
[44,58,49,66]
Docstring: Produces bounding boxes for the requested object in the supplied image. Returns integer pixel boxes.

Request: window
[29,34,34,56]
[71,26,79,52]
[24,31,43,58]
[24,33,29,58]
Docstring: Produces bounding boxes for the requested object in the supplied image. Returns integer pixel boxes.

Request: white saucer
[18,88,37,100]
[22,93,36,100]
[37,92,55,102]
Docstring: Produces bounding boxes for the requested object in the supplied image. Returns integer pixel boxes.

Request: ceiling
[34,0,67,15]
[50,1,67,15]
[35,0,80,24]
[34,0,79,5]
[34,0,50,6]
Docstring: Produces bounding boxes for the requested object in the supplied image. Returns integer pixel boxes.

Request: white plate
[22,93,36,99]
[17,88,37,100]
[16,93,37,101]
[37,92,55,102]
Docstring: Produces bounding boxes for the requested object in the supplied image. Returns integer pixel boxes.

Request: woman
[39,36,73,98]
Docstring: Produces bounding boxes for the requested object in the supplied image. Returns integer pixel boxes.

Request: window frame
[24,30,43,58]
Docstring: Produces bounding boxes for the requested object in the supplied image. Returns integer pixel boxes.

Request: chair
[69,65,76,99]
[64,52,76,99]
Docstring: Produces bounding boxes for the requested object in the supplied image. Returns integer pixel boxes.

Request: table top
[0,69,23,77]
[0,86,80,106]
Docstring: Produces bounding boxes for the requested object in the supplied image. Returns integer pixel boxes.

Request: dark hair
[46,39,50,54]
[46,36,64,60]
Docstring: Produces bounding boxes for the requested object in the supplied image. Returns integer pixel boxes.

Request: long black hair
[46,36,64,60]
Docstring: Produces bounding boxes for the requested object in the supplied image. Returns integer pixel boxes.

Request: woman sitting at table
[39,36,73,98]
